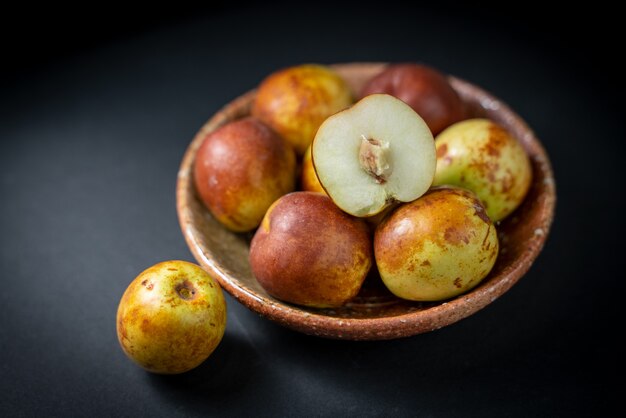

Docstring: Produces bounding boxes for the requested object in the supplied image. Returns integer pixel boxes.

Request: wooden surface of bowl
[176,63,556,340]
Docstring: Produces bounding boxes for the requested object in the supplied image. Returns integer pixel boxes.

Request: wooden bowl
[176,63,556,340]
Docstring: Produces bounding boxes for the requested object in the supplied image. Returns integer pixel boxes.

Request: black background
[1,2,623,416]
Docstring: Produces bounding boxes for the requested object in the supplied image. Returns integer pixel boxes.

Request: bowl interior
[176,63,555,340]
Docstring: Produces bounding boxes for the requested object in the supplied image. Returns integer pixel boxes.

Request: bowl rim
[176,62,556,340]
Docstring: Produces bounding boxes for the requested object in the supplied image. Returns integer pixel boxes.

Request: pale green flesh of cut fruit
[312,94,436,217]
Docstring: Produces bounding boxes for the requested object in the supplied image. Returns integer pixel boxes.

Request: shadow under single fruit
[145,331,262,408]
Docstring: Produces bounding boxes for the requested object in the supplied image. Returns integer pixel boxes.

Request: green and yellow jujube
[433,118,532,222]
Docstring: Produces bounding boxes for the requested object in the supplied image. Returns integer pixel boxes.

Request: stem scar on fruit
[175,280,197,300]
[359,134,392,184]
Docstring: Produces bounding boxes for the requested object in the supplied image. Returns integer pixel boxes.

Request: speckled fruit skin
[360,63,465,135]
[116,261,227,374]
[252,64,353,155]
[300,145,326,194]
[249,192,372,308]
[433,118,532,222]
[375,187,498,302]
[193,117,296,232]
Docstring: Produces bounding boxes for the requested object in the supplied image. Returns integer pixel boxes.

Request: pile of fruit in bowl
[177,62,555,340]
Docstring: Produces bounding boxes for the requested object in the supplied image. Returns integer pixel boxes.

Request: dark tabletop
[1,3,623,417]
